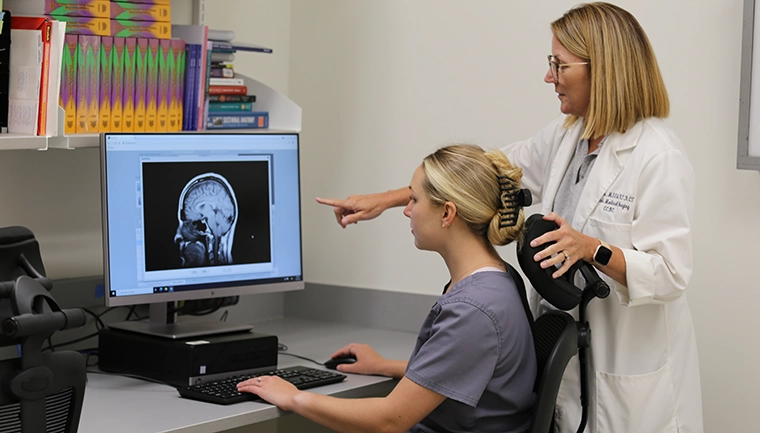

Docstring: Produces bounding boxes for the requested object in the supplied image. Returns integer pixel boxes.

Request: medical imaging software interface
[103,133,302,299]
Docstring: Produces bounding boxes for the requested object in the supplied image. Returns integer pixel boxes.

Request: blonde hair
[421,144,525,246]
[551,2,669,139]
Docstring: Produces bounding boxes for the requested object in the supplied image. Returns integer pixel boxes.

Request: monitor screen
[100,132,304,310]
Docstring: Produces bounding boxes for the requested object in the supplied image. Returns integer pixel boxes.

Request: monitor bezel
[100,131,304,308]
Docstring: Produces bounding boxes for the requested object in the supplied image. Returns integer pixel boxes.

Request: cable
[43,330,99,352]
[86,369,179,388]
[278,352,323,366]
[125,305,137,321]
[82,308,106,330]
[277,343,322,366]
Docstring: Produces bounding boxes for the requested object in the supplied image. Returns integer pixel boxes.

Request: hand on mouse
[330,343,386,375]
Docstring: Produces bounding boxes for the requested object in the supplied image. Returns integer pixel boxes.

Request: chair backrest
[0,351,87,433]
[528,311,577,433]
[0,227,87,433]
[506,262,577,433]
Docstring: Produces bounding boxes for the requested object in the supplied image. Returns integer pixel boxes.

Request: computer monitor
[100,132,303,338]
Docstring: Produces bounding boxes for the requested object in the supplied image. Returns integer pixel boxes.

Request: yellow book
[145,38,159,131]
[156,38,170,132]
[61,34,78,135]
[86,36,101,133]
[98,37,114,132]
[110,37,125,131]
[172,39,186,131]
[122,37,137,131]
[133,38,148,132]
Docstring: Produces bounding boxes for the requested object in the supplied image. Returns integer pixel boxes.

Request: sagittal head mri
[174,173,238,267]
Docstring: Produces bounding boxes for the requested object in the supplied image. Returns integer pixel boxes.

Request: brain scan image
[174,173,238,267]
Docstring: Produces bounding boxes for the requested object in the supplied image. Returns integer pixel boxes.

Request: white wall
[289,0,759,431]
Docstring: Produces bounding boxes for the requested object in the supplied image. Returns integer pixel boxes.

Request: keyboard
[177,366,347,405]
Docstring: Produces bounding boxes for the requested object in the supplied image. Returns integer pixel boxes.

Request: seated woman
[237,144,536,433]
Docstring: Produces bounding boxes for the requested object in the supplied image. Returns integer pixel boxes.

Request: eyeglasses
[547,55,589,81]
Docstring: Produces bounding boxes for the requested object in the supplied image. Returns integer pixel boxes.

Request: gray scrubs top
[406,270,536,433]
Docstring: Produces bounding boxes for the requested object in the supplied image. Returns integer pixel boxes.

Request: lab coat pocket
[586,217,632,249]
[596,363,678,433]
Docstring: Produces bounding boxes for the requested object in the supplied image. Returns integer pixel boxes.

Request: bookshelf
[0,0,300,151]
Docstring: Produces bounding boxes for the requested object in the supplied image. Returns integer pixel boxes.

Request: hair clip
[497,176,532,228]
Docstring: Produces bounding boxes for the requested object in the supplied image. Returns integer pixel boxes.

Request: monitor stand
[107,302,254,339]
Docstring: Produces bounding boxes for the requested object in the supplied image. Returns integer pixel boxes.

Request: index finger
[330,344,356,359]
[315,197,348,208]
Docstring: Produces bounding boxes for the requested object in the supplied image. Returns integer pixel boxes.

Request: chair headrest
[517,214,584,310]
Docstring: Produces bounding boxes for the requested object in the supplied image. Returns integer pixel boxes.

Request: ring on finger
[562,251,570,261]
[257,377,261,384]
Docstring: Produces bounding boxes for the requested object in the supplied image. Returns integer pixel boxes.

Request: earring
[442,223,446,228]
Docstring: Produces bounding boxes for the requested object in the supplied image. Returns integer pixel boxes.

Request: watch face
[595,245,612,266]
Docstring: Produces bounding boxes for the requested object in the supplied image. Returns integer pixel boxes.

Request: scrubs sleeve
[405,300,500,408]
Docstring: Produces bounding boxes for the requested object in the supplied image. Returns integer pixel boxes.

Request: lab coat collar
[572,121,643,230]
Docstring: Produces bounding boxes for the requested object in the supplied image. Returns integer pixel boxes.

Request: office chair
[516,214,610,433]
[0,226,88,433]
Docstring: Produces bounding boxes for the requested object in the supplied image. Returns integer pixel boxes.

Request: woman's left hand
[237,375,300,411]
[530,212,595,278]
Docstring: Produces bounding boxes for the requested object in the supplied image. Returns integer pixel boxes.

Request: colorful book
[208,102,254,112]
[172,24,208,131]
[113,0,169,4]
[52,16,171,39]
[208,94,256,103]
[110,37,125,131]
[182,44,197,130]
[211,41,273,54]
[5,0,109,18]
[133,38,148,132]
[60,34,79,134]
[122,37,137,131]
[173,39,186,131]
[209,77,244,86]
[85,35,101,132]
[208,85,247,95]
[166,38,178,131]
[145,38,159,131]
[208,29,234,42]
[75,35,90,132]
[111,2,170,22]
[15,1,171,20]
[156,38,171,131]
[209,66,234,78]
[206,111,268,129]
[202,40,213,130]
[98,36,114,132]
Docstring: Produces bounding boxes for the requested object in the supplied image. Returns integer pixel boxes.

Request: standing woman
[240,145,537,433]
[318,3,703,432]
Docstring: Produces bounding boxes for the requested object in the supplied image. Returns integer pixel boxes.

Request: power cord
[277,343,323,366]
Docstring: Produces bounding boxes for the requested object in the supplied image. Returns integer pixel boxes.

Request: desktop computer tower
[98,328,279,387]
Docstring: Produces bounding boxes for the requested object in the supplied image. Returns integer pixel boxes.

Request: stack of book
[205,29,269,130]
[6,0,184,135]
[8,0,172,39]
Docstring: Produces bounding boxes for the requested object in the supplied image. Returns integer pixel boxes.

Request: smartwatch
[593,240,612,267]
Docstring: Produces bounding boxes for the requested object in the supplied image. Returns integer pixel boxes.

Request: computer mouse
[324,355,357,370]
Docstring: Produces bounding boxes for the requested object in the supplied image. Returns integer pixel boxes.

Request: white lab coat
[503,115,703,433]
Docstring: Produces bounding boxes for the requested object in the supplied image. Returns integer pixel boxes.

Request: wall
[289,1,758,431]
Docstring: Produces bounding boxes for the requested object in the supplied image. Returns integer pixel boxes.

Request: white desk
[79,317,418,433]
